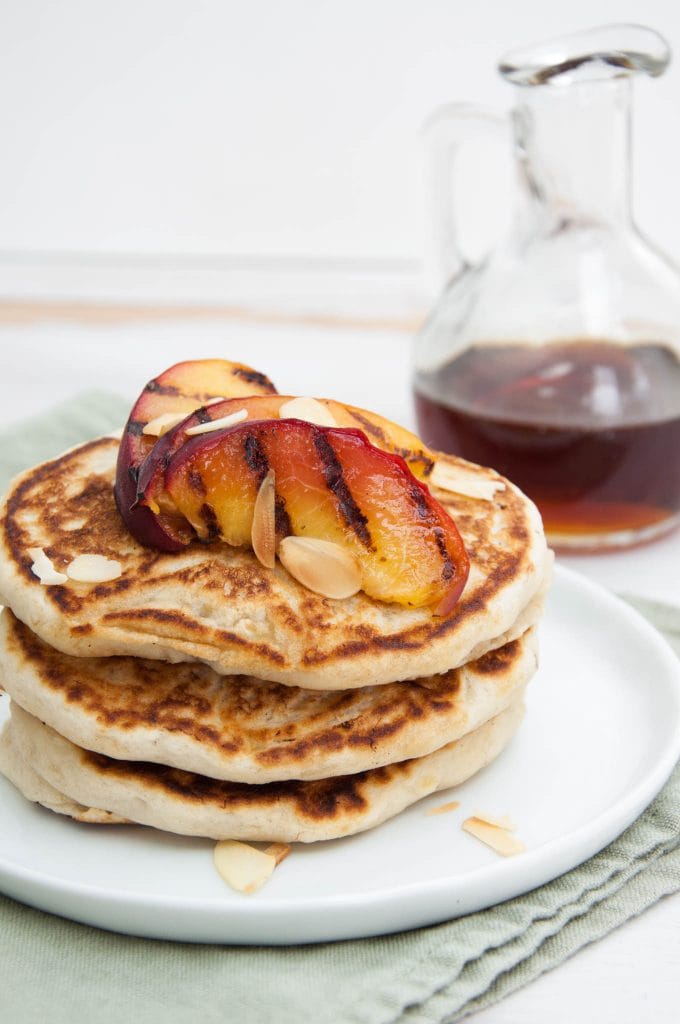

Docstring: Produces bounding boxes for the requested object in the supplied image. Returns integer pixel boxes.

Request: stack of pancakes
[0,433,551,843]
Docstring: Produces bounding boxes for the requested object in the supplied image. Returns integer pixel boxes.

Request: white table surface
[1,309,679,1022]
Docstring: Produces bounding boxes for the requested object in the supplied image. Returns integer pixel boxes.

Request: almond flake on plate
[278,397,338,427]
[426,800,460,816]
[185,408,248,436]
[214,840,278,894]
[263,842,292,866]
[142,411,189,437]
[462,817,526,856]
[471,811,517,831]
[429,461,505,501]
[28,547,67,585]
[65,554,123,583]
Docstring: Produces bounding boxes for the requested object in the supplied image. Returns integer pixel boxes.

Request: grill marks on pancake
[80,748,375,820]
[313,431,371,547]
[5,609,502,780]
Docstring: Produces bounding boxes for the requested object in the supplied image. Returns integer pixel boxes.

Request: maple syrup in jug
[414,340,680,549]
[414,26,680,550]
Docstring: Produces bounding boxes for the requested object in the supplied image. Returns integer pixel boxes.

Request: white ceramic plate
[1,565,679,945]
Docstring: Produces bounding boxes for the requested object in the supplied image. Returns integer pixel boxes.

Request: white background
[1,0,680,273]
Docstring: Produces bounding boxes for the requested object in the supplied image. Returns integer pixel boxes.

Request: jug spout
[503,25,671,230]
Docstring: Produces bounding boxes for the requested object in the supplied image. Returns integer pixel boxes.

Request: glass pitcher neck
[512,77,632,227]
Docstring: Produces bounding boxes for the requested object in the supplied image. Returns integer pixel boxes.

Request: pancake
[0,436,550,689]
[0,608,538,782]
[1,696,525,843]
[0,719,127,824]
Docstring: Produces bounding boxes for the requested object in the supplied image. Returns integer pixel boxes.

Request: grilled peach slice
[133,394,436,550]
[114,359,277,550]
[161,420,469,613]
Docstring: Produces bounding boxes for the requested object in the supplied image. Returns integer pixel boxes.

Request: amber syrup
[414,340,680,550]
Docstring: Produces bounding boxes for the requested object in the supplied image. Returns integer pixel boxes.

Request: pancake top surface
[0,436,549,688]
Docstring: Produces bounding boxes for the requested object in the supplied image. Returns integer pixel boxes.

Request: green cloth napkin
[1,394,679,1024]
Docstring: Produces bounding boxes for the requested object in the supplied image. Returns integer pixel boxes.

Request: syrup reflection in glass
[414,339,680,550]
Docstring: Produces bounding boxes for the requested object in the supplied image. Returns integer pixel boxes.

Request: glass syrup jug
[413,24,680,551]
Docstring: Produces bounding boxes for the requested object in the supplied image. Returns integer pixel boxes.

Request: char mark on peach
[188,469,207,496]
[199,503,220,540]
[275,495,292,537]
[232,368,277,392]
[409,483,455,581]
[243,434,270,483]
[145,380,180,397]
[313,432,371,547]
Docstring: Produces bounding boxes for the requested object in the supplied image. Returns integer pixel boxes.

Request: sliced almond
[471,811,516,831]
[277,536,362,600]
[251,470,277,569]
[214,840,277,894]
[429,461,505,501]
[263,842,292,866]
[65,554,123,583]
[142,411,189,437]
[426,800,460,817]
[462,817,525,856]
[185,408,248,436]
[28,547,67,585]
[278,397,338,427]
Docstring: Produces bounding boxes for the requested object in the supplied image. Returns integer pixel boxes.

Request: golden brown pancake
[0,437,550,689]
[0,608,537,782]
[0,697,525,843]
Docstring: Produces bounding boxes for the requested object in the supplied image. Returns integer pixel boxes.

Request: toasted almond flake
[28,547,67,586]
[251,469,276,569]
[462,817,526,856]
[278,397,338,427]
[278,536,362,600]
[471,811,517,831]
[429,461,505,501]
[214,840,277,894]
[66,554,123,583]
[264,842,292,866]
[426,800,460,817]
[185,408,248,436]
[142,411,189,437]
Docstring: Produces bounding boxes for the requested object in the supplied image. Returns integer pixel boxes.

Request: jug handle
[421,103,507,294]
